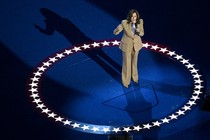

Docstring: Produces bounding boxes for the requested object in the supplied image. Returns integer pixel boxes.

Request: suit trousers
[122,49,139,87]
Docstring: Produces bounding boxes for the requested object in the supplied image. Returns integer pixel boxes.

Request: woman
[113,9,144,88]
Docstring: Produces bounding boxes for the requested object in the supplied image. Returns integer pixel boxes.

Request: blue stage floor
[1,0,210,140]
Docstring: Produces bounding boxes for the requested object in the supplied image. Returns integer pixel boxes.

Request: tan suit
[113,19,144,87]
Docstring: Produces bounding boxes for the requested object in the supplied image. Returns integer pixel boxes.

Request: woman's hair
[126,9,140,24]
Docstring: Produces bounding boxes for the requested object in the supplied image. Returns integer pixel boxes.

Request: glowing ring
[28,39,204,134]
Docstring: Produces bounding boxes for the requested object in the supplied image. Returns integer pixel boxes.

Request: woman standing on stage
[113,9,144,88]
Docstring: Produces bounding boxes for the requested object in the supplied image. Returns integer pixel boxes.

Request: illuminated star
[29,87,38,93]
[143,42,150,48]
[55,116,64,122]
[159,48,168,53]
[193,73,202,79]
[133,125,142,131]
[174,55,183,60]
[187,101,196,106]
[43,61,52,67]
[112,127,121,133]
[143,123,152,129]
[29,82,38,87]
[194,79,203,84]
[161,118,170,123]
[112,40,120,45]
[91,42,100,47]
[190,68,199,74]
[101,41,110,46]
[92,127,99,132]
[193,90,202,95]
[186,63,195,69]
[181,59,189,64]
[42,108,51,114]
[56,53,65,58]
[176,110,185,115]
[191,95,200,101]
[49,57,58,62]
[63,120,71,125]
[81,44,90,49]
[167,51,176,56]
[152,121,161,126]
[194,85,203,90]
[73,46,81,52]
[64,49,73,55]
[151,45,159,50]
[47,112,57,118]
[36,103,45,109]
[33,71,42,77]
[182,105,191,111]
[71,122,80,128]
[123,127,131,132]
[30,93,39,98]
[30,77,40,82]
[37,66,47,72]
[81,125,89,130]
[169,114,178,120]
[102,127,110,133]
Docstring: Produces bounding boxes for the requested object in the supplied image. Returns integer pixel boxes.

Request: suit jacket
[113,19,144,52]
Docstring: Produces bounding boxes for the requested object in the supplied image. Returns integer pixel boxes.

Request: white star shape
[193,90,202,95]
[112,40,120,45]
[191,95,200,101]
[33,98,41,104]
[72,46,81,52]
[167,51,176,56]
[186,63,195,69]
[187,101,196,106]
[102,127,110,133]
[63,120,71,125]
[37,66,47,72]
[91,42,100,47]
[49,57,58,62]
[182,105,191,111]
[101,41,110,46]
[55,116,64,122]
[159,48,168,53]
[43,61,52,67]
[194,79,203,84]
[143,42,150,48]
[71,122,80,128]
[36,103,45,109]
[81,125,89,130]
[30,77,40,82]
[180,59,189,64]
[161,118,170,123]
[193,73,202,79]
[123,127,132,132]
[47,112,57,118]
[64,49,73,55]
[174,55,183,60]
[176,110,185,115]
[112,127,121,133]
[33,71,42,77]
[143,123,152,129]
[169,114,178,120]
[56,53,65,58]
[190,68,199,74]
[151,45,159,50]
[194,85,203,90]
[42,108,51,113]
[81,44,90,49]
[29,82,38,87]
[30,93,39,98]
[152,121,161,126]
[133,125,142,131]
[92,127,99,132]
[29,87,38,93]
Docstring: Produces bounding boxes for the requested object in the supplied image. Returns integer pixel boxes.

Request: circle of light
[28,39,204,134]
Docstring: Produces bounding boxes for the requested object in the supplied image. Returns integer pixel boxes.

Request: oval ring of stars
[28,39,204,134]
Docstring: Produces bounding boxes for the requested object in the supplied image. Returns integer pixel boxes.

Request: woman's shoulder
[121,19,128,24]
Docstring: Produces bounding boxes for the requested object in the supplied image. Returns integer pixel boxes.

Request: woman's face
[131,12,137,23]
